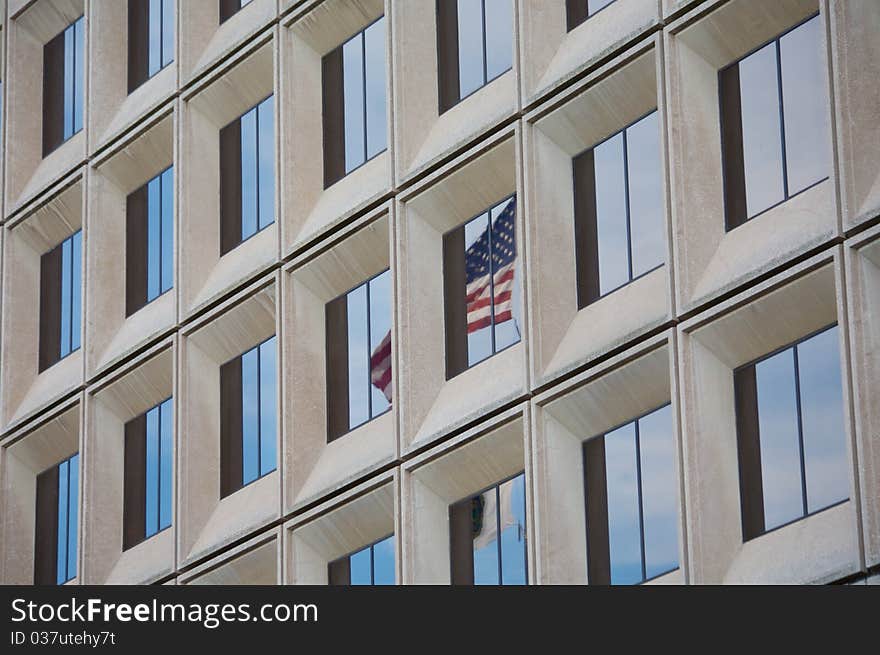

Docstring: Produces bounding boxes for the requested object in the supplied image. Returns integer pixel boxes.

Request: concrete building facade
[0,0,878,585]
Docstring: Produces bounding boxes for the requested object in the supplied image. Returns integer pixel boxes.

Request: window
[449,473,527,585]
[719,14,829,230]
[321,17,387,188]
[443,196,520,379]
[39,231,82,372]
[34,454,79,585]
[126,167,174,316]
[219,96,275,255]
[582,404,678,585]
[219,336,277,497]
[325,270,392,442]
[328,535,395,585]
[734,324,849,540]
[436,0,512,112]
[219,0,252,24]
[573,111,664,308]
[566,0,618,31]
[123,398,173,550]
[43,16,84,156]
[128,0,175,92]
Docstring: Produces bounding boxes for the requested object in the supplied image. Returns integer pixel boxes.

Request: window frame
[321,15,388,189]
[718,12,829,231]
[128,0,175,93]
[572,108,664,309]
[327,533,395,586]
[448,470,528,586]
[581,402,679,585]
[442,193,520,380]
[126,166,174,317]
[39,230,82,372]
[42,16,84,158]
[123,397,174,551]
[219,335,278,498]
[34,453,79,585]
[436,0,513,114]
[733,322,849,541]
[325,268,393,443]
[219,94,275,256]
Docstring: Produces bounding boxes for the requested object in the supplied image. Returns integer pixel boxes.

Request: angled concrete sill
[178,277,281,568]
[281,0,392,256]
[397,133,528,454]
[392,0,519,187]
[665,0,840,314]
[401,409,529,584]
[844,225,880,570]
[5,0,87,221]
[0,400,82,584]
[677,248,861,583]
[285,475,396,584]
[181,528,279,585]
[283,208,396,513]
[82,344,175,585]
[525,41,673,388]
[531,334,684,584]
[520,0,660,107]
[1,179,85,433]
[179,40,279,320]
[180,0,277,88]
[86,113,176,380]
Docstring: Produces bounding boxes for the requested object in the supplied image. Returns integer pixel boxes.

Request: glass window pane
[472,489,500,585]
[589,0,616,15]
[780,16,829,194]
[161,168,174,294]
[162,0,175,68]
[56,460,69,584]
[147,176,162,301]
[755,348,803,530]
[499,474,527,585]
[638,405,678,579]
[67,455,78,580]
[605,423,642,585]
[347,284,370,429]
[457,0,485,99]
[74,19,84,133]
[145,406,160,537]
[240,108,258,241]
[259,337,276,477]
[372,536,395,585]
[60,238,72,357]
[257,97,275,229]
[797,327,848,513]
[71,232,82,353]
[343,35,366,173]
[241,347,260,485]
[64,26,74,139]
[464,213,492,367]
[484,0,512,82]
[368,271,392,416]
[490,198,519,352]
[626,112,665,278]
[159,398,173,530]
[364,18,387,160]
[349,546,372,585]
[593,132,630,296]
[739,43,785,218]
[149,0,162,76]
